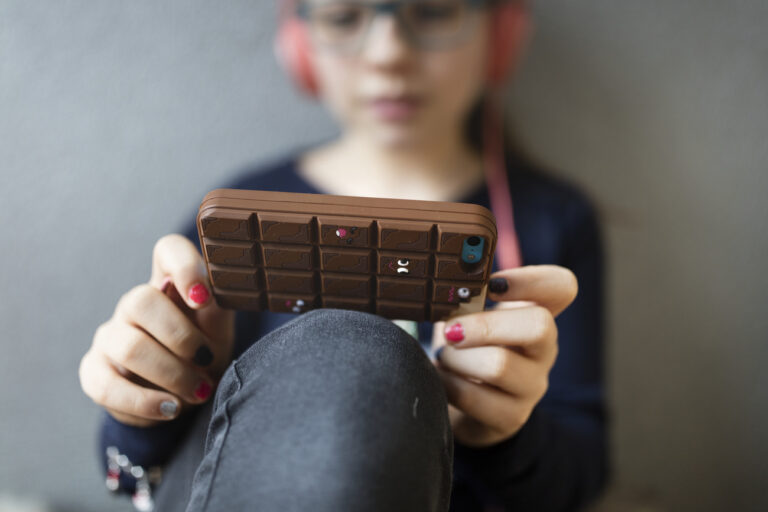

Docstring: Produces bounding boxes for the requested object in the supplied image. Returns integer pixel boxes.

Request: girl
[79,0,607,510]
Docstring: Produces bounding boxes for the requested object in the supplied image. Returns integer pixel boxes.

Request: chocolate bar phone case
[197,189,497,322]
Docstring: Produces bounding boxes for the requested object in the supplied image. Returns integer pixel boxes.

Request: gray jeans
[153,309,454,511]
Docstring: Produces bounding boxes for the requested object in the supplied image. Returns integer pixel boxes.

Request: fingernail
[159,276,172,294]
[434,346,445,361]
[489,277,508,294]
[194,346,214,367]
[160,400,178,418]
[188,283,209,305]
[194,380,212,401]
[445,322,465,343]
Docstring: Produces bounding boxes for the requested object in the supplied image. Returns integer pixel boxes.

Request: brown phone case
[196,189,497,322]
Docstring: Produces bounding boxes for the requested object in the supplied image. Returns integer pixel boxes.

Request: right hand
[79,234,236,427]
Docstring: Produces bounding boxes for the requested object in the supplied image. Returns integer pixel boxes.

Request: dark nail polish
[194,346,214,367]
[489,277,509,294]
[434,346,445,361]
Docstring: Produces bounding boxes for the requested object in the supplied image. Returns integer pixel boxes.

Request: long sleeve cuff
[450,407,607,511]
[452,407,545,493]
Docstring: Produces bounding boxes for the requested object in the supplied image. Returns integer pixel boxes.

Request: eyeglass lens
[303,0,476,51]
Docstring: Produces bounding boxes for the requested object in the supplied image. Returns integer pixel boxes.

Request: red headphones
[274,0,525,269]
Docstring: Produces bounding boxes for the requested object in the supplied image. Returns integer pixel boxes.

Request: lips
[367,95,422,122]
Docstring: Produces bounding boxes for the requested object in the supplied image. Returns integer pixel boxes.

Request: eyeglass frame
[295,0,499,53]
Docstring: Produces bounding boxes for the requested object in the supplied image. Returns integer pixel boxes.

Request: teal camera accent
[461,236,485,264]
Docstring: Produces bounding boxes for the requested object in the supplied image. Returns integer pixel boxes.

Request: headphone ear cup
[487,3,530,85]
[275,17,320,97]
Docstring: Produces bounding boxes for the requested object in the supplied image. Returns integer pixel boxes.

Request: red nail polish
[445,323,465,343]
[159,276,172,294]
[194,380,212,400]
[188,283,209,305]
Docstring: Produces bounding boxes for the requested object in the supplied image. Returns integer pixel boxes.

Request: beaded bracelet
[105,446,163,512]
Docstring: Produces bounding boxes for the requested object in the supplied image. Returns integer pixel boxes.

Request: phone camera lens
[467,236,481,247]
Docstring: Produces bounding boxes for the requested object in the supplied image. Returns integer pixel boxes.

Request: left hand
[431,265,578,447]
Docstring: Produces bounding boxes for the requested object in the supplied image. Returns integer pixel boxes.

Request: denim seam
[199,362,243,511]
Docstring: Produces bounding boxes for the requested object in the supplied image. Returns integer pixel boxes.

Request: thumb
[194,303,236,379]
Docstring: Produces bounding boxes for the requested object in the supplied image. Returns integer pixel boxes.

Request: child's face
[304,0,491,149]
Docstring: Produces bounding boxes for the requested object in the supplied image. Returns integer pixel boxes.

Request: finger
[113,285,215,367]
[149,233,212,309]
[435,345,547,398]
[490,300,534,310]
[79,350,182,422]
[436,367,531,435]
[487,265,578,316]
[440,307,558,361]
[105,408,165,428]
[94,322,214,404]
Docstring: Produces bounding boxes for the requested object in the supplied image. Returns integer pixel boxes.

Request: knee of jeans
[300,308,412,339]
[231,308,438,393]
[291,308,424,359]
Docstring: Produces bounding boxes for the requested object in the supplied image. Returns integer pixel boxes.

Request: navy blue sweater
[100,152,608,510]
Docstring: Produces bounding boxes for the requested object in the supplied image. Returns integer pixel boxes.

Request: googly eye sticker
[288,299,306,313]
[395,257,410,274]
[458,287,470,299]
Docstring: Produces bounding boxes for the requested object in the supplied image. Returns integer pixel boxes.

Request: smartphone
[196,189,497,322]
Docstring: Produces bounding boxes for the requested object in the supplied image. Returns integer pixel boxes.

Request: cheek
[429,59,484,118]
[422,39,488,124]
[313,55,357,122]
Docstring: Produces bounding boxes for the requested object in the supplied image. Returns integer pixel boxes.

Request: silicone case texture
[197,189,497,322]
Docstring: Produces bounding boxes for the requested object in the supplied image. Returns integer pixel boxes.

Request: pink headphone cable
[483,91,523,270]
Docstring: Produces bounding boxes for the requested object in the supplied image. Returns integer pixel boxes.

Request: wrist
[450,405,527,448]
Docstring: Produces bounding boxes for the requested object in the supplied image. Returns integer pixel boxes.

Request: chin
[369,121,431,151]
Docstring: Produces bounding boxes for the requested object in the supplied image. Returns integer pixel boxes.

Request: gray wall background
[1,1,766,511]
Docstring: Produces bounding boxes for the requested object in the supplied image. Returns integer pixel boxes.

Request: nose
[360,13,412,69]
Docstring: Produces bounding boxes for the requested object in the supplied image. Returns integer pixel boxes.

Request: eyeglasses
[296,0,492,53]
